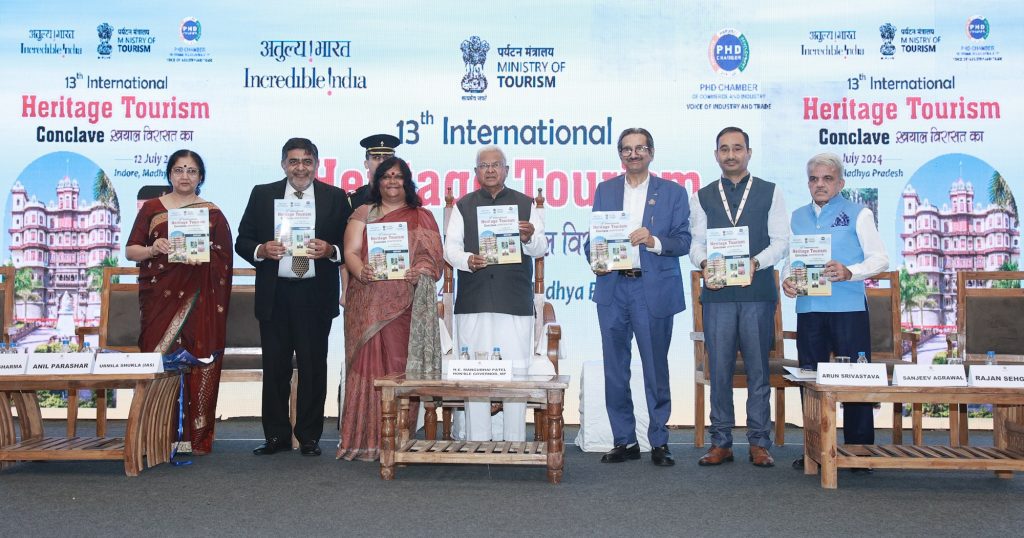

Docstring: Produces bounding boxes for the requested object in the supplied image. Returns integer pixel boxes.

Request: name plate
[893,364,967,387]
[26,352,95,375]
[92,352,163,374]
[444,359,512,381]
[0,354,28,375]
[969,365,1024,388]
[816,363,888,386]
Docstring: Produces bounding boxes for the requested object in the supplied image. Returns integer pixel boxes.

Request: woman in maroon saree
[338,157,443,461]
[125,149,233,455]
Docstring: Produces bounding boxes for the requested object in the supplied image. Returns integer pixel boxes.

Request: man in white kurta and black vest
[689,127,789,468]
[783,152,888,472]
[444,145,547,442]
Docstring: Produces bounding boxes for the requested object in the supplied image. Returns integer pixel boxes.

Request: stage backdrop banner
[2,1,1020,424]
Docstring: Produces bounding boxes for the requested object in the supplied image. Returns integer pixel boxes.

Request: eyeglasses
[171,167,200,177]
[619,145,651,157]
[286,158,316,167]
[476,162,506,170]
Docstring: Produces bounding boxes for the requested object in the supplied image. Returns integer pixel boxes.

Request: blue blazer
[586,174,691,318]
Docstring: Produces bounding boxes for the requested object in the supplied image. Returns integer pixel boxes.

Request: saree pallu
[338,206,442,461]
[126,199,233,454]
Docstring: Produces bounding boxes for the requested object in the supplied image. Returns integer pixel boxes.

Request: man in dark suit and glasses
[236,137,351,456]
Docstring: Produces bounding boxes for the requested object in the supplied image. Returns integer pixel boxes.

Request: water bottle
[986,350,996,366]
[856,351,868,364]
[0,342,7,354]
[459,346,471,361]
[492,347,502,361]
[61,338,72,353]
[82,341,93,358]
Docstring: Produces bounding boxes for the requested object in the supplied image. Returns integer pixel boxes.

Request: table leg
[398,396,410,447]
[948,404,962,447]
[380,386,396,480]
[423,398,438,441]
[96,389,108,437]
[820,392,838,489]
[545,389,564,485]
[802,390,819,476]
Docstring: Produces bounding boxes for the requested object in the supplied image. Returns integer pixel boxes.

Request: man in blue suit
[587,127,691,466]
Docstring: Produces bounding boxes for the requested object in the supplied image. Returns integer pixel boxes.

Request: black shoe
[253,437,287,455]
[600,443,641,463]
[850,467,874,475]
[300,440,321,456]
[792,457,805,470]
[651,444,675,467]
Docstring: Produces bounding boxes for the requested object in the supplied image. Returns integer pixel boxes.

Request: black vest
[697,176,778,303]
[454,187,534,316]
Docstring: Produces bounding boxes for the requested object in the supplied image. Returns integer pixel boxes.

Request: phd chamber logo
[708,29,749,76]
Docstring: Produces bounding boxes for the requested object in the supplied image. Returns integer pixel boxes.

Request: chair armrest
[75,326,100,347]
[901,330,922,363]
[542,302,556,325]
[783,330,799,341]
[690,331,705,342]
[544,322,561,372]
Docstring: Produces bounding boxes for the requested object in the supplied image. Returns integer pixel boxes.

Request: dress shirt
[443,189,547,272]
[688,176,789,269]
[780,205,889,281]
[252,184,341,278]
[622,174,663,268]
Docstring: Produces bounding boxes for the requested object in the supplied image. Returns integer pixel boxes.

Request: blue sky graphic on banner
[1,0,1021,421]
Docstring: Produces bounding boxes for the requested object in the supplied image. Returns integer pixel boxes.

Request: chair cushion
[107,289,141,348]
[225,289,261,348]
[866,294,894,353]
[966,296,1024,354]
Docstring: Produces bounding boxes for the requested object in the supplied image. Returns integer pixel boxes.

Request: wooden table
[800,381,1024,488]
[374,373,570,484]
[0,371,182,476]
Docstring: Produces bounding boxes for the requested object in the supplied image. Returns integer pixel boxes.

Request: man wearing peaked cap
[348,133,401,210]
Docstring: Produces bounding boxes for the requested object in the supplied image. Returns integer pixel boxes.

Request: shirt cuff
[647,236,663,254]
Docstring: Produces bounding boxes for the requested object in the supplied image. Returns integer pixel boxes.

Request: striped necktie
[292,190,309,277]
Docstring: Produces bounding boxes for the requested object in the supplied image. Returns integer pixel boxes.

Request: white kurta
[444,193,547,441]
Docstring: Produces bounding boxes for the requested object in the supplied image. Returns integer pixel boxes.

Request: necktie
[291,191,309,277]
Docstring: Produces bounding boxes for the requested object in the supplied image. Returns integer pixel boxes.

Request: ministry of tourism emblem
[879,23,896,57]
[97,22,112,57]
[460,36,489,93]
[180,17,201,42]
[966,16,990,41]
[708,29,749,76]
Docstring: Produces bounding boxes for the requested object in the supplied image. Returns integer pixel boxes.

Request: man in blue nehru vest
[690,127,789,468]
[783,152,888,472]
[587,127,691,466]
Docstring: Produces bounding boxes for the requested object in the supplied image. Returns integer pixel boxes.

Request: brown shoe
[698,446,734,466]
[749,446,775,467]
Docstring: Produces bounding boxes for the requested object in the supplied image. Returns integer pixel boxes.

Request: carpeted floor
[1,418,1022,537]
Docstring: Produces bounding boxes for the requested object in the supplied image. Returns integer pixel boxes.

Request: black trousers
[259,278,332,444]
[797,309,875,445]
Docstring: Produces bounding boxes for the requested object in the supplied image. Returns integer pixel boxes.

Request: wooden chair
[0,266,14,344]
[944,270,1024,445]
[691,270,796,447]
[426,188,561,441]
[75,266,298,447]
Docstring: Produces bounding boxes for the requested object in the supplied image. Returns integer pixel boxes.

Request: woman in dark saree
[125,149,233,455]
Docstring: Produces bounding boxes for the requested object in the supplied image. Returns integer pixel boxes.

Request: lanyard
[718,177,752,227]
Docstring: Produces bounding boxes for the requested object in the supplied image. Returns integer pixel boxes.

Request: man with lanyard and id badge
[689,126,789,468]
